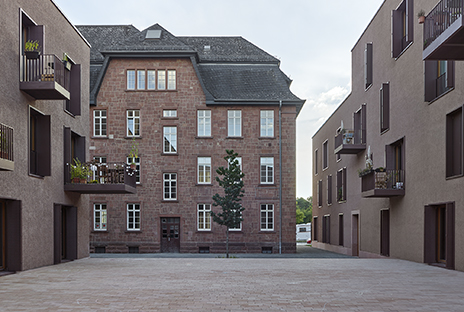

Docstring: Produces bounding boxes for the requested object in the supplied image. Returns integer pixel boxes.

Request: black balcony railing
[64,161,137,194]
[361,169,405,197]
[424,0,464,49]
[335,129,364,146]
[0,123,13,163]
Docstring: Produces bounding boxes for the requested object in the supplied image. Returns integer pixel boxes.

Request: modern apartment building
[77,24,305,254]
[0,0,90,271]
[312,0,464,271]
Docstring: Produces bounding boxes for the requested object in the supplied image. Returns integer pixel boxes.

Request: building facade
[0,0,90,271]
[77,24,304,254]
[312,0,464,271]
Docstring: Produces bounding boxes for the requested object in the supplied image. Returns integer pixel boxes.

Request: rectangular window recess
[128,246,139,254]
[262,247,273,254]
[199,246,210,253]
[94,246,106,254]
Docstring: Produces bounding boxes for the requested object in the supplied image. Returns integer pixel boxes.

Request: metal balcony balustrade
[423,0,464,60]
[0,123,14,171]
[20,54,71,99]
[361,169,405,198]
[334,129,366,154]
[64,161,136,194]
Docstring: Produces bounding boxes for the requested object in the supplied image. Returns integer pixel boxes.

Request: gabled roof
[76,23,305,112]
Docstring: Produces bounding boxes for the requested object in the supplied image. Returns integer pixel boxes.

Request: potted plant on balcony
[418,10,426,24]
[62,53,72,71]
[70,158,90,183]
[128,138,139,170]
[24,40,41,59]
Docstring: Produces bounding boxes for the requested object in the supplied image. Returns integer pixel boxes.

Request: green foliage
[296,196,312,224]
[70,158,91,180]
[25,40,40,52]
[129,138,139,161]
[211,150,245,258]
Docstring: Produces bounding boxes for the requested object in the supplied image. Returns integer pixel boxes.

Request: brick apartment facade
[312,0,464,271]
[77,24,305,254]
[0,0,90,271]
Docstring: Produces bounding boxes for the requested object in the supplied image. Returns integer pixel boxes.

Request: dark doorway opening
[54,205,77,264]
[160,217,180,253]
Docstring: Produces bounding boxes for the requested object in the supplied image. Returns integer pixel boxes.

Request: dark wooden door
[380,210,390,257]
[0,201,5,270]
[161,217,180,253]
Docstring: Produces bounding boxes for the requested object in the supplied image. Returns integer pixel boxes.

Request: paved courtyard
[1,249,464,311]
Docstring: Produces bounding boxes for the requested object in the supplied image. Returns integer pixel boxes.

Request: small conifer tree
[210,150,245,258]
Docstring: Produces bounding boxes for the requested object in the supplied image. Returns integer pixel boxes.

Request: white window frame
[127,156,141,184]
[163,110,177,118]
[197,110,211,137]
[163,173,177,200]
[260,110,274,137]
[127,70,135,90]
[260,204,274,231]
[94,203,107,231]
[167,70,176,90]
[163,126,177,154]
[127,110,140,137]
[147,70,156,90]
[229,209,242,231]
[127,203,140,231]
[228,110,242,137]
[197,204,211,231]
[260,157,274,184]
[93,110,107,137]
[198,157,211,184]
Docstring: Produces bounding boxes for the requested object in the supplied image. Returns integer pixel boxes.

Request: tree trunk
[226,228,229,258]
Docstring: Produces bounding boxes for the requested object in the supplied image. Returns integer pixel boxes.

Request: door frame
[160,216,181,253]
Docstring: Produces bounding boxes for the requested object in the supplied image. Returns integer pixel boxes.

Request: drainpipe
[279,100,282,254]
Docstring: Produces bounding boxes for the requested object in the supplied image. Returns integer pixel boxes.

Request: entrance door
[0,201,5,270]
[160,217,180,253]
[380,210,390,257]
[437,206,447,264]
[54,205,77,264]
[352,214,359,256]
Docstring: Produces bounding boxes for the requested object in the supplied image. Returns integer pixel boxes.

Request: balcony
[334,129,366,155]
[64,162,136,194]
[0,123,14,171]
[360,169,405,198]
[20,54,70,100]
[423,0,464,60]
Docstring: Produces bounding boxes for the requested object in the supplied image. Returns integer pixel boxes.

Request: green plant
[25,40,40,52]
[70,158,91,180]
[358,168,372,177]
[417,9,426,18]
[90,179,99,184]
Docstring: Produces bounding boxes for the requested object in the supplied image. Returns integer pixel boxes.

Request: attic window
[204,45,211,51]
[145,30,161,40]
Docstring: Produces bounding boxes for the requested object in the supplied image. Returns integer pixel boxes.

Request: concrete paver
[1,249,463,311]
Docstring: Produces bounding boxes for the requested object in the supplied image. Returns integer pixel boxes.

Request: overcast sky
[53,0,385,199]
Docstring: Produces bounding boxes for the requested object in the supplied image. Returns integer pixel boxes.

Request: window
[94,203,107,231]
[65,64,82,116]
[322,215,330,244]
[260,204,274,231]
[163,126,177,154]
[260,157,274,184]
[127,156,140,184]
[228,110,241,137]
[365,43,373,90]
[127,70,135,90]
[313,217,318,241]
[337,168,347,202]
[385,138,405,188]
[158,70,166,90]
[163,110,177,118]
[197,204,211,231]
[198,110,211,137]
[127,110,140,137]
[260,110,274,137]
[127,203,140,231]
[30,108,51,176]
[392,0,413,58]
[425,60,455,102]
[163,173,177,200]
[137,70,145,90]
[446,106,463,178]
[93,110,107,137]
[167,70,176,90]
[354,104,367,144]
[314,149,318,175]
[147,70,156,90]
[198,157,211,184]
[327,175,333,205]
[317,180,323,207]
[229,210,242,231]
[322,140,328,169]
[380,83,390,133]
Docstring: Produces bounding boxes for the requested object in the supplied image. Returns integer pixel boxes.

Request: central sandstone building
[77,24,304,253]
